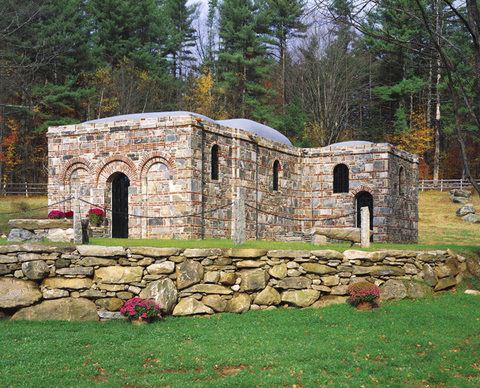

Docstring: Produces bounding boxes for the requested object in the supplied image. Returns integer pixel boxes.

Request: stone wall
[48,114,419,243]
[1,244,476,321]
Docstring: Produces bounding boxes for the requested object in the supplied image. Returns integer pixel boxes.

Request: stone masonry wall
[1,245,475,321]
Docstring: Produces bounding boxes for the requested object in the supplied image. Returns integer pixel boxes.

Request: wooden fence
[0,182,48,197]
[419,179,480,191]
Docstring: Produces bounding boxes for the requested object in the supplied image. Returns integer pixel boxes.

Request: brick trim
[139,152,176,180]
[59,158,92,183]
[95,155,138,185]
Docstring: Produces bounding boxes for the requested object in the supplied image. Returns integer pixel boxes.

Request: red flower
[65,211,74,219]
[48,210,65,219]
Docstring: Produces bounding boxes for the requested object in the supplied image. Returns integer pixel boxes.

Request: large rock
[76,245,126,257]
[369,266,405,277]
[21,260,49,280]
[172,298,213,316]
[42,288,69,299]
[147,261,175,275]
[310,295,347,309]
[254,286,281,306]
[311,250,344,259]
[219,272,236,285]
[0,278,42,308]
[380,280,407,301]
[302,263,336,275]
[47,228,74,243]
[236,260,265,268]
[128,247,180,257]
[182,284,232,294]
[434,277,457,291]
[456,204,476,217]
[225,249,267,258]
[225,293,251,313]
[77,257,117,266]
[422,264,438,286]
[321,275,340,286]
[276,276,312,290]
[94,266,143,284]
[176,259,204,289]
[12,298,98,321]
[240,269,269,291]
[281,290,320,307]
[8,219,73,230]
[18,253,44,262]
[314,228,360,243]
[406,281,431,299]
[202,295,227,312]
[465,253,480,276]
[183,248,223,258]
[42,277,93,289]
[462,214,480,223]
[449,189,472,198]
[451,196,468,204]
[56,267,93,276]
[139,278,178,315]
[7,229,38,242]
[95,298,124,311]
[268,263,287,279]
[267,250,310,259]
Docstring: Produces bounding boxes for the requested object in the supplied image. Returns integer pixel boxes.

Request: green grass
[0,196,47,235]
[1,292,480,387]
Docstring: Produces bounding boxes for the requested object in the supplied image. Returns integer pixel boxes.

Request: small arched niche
[333,164,349,193]
[211,144,219,181]
[355,191,373,230]
[273,160,280,191]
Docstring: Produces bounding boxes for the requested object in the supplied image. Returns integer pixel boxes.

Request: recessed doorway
[111,172,130,238]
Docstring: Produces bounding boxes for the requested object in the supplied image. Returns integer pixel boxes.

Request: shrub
[87,208,104,226]
[120,298,162,321]
[347,281,380,307]
[65,211,74,219]
[48,210,65,219]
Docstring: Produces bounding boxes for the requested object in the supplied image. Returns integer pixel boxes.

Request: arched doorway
[355,191,373,230]
[111,172,130,238]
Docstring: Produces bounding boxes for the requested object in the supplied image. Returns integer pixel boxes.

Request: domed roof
[84,112,292,146]
[327,140,373,148]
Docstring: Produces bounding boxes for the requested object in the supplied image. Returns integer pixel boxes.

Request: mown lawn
[0,196,47,236]
[1,291,480,387]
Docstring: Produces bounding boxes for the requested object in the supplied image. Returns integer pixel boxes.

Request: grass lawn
[0,191,479,251]
[1,291,480,387]
[0,196,47,236]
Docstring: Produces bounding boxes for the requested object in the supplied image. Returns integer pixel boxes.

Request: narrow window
[399,166,405,196]
[333,164,349,193]
[211,145,219,180]
[273,160,280,191]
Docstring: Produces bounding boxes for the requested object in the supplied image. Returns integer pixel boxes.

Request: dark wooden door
[356,191,373,230]
[112,173,130,238]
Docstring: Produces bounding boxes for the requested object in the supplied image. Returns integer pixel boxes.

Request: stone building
[47,112,418,243]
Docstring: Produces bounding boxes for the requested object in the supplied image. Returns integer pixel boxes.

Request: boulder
[21,260,49,280]
[343,250,388,262]
[456,204,476,217]
[17,253,44,262]
[202,295,227,312]
[128,247,180,257]
[321,275,340,287]
[403,263,419,275]
[281,290,320,307]
[380,280,407,301]
[79,289,106,299]
[302,263,336,275]
[267,250,311,259]
[147,261,175,275]
[449,189,472,198]
[0,278,42,308]
[183,248,223,258]
[12,298,98,321]
[422,264,438,286]
[42,288,69,299]
[236,260,265,268]
[47,228,74,243]
[94,266,143,284]
[139,278,178,315]
[406,281,431,299]
[225,249,267,258]
[369,266,405,277]
[56,267,93,276]
[465,254,480,277]
[451,196,468,204]
[7,229,38,242]
[240,269,269,291]
[225,293,251,313]
[276,276,312,290]
[268,263,288,279]
[182,284,232,295]
[42,277,93,289]
[219,272,236,285]
[314,228,360,243]
[310,295,347,309]
[76,245,126,257]
[204,271,219,283]
[330,285,349,295]
[172,298,213,316]
[312,234,328,245]
[76,257,117,266]
[0,255,18,264]
[8,219,73,230]
[434,277,456,291]
[253,286,281,306]
[97,311,126,320]
[465,289,480,296]
[95,298,124,311]
[176,259,204,289]
[311,250,344,260]
[462,214,480,223]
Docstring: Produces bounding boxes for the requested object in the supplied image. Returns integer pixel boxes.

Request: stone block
[94,266,143,284]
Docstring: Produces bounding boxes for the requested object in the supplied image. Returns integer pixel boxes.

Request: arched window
[333,164,349,193]
[273,160,280,191]
[399,166,405,196]
[211,145,219,180]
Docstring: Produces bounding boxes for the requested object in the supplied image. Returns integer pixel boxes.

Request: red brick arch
[59,158,92,184]
[139,152,176,180]
[95,155,138,185]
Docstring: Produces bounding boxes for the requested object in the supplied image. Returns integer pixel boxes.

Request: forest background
[1,0,479,187]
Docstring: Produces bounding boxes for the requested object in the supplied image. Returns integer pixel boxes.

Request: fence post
[421,180,424,192]
[460,179,463,190]
[25,182,28,198]
[440,179,443,192]
[360,207,370,248]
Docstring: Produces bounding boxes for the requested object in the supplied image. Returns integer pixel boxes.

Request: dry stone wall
[1,244,476,321]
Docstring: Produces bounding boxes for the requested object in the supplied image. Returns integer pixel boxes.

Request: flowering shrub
[48,210,65,219]
[87,208,105,226]
[347,281,380,307]
[65,211,74,219]
[120,297,162,321]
